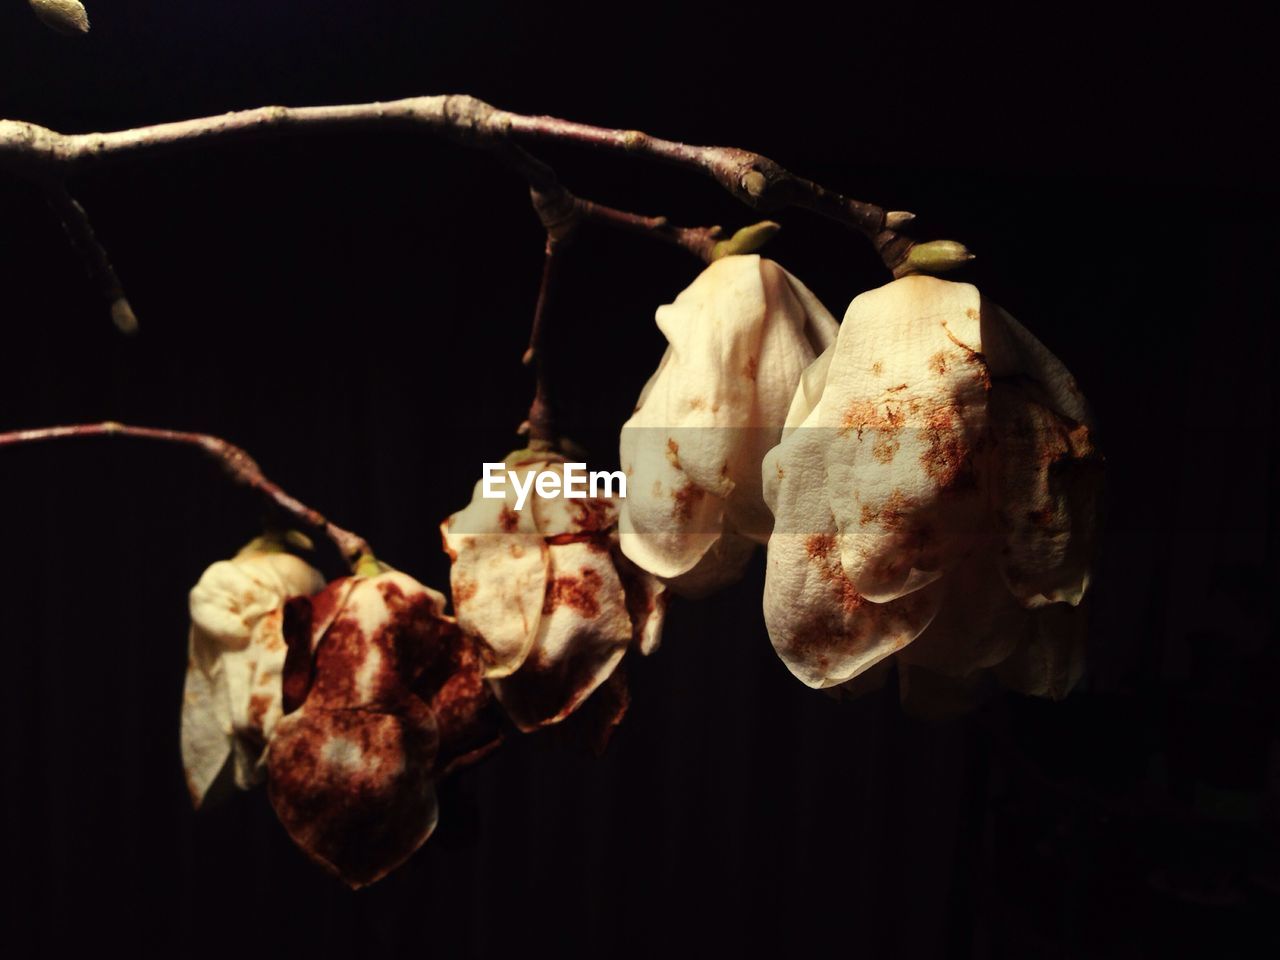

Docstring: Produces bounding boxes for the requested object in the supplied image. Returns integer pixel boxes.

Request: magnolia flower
[441,450,666,732]
[180,546,324,807]
[763,275,1101,707]
[618,254,838,595]
[268,569,494,888]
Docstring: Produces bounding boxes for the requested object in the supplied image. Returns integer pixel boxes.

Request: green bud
[354,553,389,578]
[30,0,90,35]
[710,220,781,260]
[900,240,975,275]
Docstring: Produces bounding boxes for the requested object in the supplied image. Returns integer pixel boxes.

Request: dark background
[1,2,1277,957]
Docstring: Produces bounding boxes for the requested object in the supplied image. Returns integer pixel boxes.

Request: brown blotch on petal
[542,567,604,618]
[941,323,993,390]
[805,533,864,614]
[671,481,704,522]
[920,403,975,490]
[452,577,479,606]
[266,704,438,889]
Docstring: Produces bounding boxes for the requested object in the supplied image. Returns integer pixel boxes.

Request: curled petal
[189,552,324,651]
[181,551,323,806]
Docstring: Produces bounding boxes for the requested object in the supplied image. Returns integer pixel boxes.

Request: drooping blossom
[763,275,1101,708]
[442,450,666,732]
[267,568,496,887]
[618,254,838,596]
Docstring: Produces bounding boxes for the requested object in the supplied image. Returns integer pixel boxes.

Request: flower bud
[898,239,975,275]
[618,254,837,595]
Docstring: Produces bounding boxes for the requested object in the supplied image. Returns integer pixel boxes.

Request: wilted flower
[442,450,666,732]
[268,569,495,888]
[180,544,325,807]
[763,275,1101,708]
[618,254,838,595]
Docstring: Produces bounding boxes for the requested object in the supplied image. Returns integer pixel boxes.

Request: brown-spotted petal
[267,699,439,888]
[819,276,992,604]
[492,540,633,730]
[442,474,548,677]
[763,398,942,688]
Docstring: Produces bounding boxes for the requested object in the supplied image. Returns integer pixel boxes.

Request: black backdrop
[1,3,1277,957]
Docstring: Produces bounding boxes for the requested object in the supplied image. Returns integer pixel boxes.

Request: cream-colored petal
[780,343,835,439]
[442,472,548,676]
[492,540,632,730]
[182,551,323,803]
[620,255,835,588]
[819,276,991,603]
[180,625,232,807]
[763,396,942,688]
[188,553,323,651]
[226,607,290,789]
[656,529,757,599]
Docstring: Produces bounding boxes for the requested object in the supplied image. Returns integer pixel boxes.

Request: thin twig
[45,185,138,334]
[522,187,575,445]
[0,422,371,565]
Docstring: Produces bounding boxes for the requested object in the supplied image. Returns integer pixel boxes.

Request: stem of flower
[0,422,371,566]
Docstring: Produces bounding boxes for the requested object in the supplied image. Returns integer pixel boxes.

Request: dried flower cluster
[178,250,1100,885]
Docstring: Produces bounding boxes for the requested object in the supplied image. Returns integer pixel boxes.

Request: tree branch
[0,422,371,565]
[0,94,946,273]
